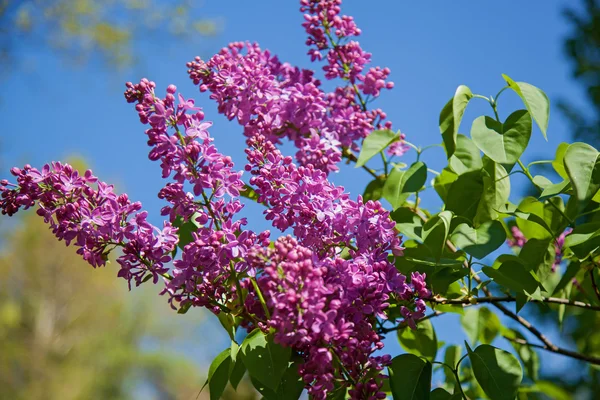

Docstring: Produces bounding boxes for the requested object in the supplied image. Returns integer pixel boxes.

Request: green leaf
[177,302,192,315]
[440,85,473,158]
[514,197,554,240]
[240,329,291,391]
[450,221,506,259]
[563,142,600,214]
[240,184,260,202]
[552,143,570,179]
[276,358,305,400]
[428,267,469,295]
[230,342,246,390]
[389,354,432,400]
[532,174,553,189]
[443,345,462,385]
[208,348,232,400]
[471,110,532,164]
[449,134,483,175]
[390,207,423,240]
[502,74,550,139]
[217,312,236,341]
[474,157,510,225]
[423,211,453,262]
[356,129,398,167]
[503,329,539,381]
[434,168,458,202]
[173,214,201,250]
[364,178,385,201]
[460,307,501,346]
[383,162,428,210]
[564,221,600,259]
[539,179,570,202]
[430,388,460,400]
[467,343,523,400]
[553,261,580,296]
[398,319,438,362]
[445,171,484,222]
[482,261,541,295]
[525,381,572,400]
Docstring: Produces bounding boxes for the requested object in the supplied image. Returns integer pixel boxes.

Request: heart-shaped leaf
[474,157,510,226]
[363,178,385,201]
[450,221,506,259]
[460,307,501,346]
[383,161,427,210]
[390,207,423,240]
[467,343,523,400]
[207,348,232,400]
[563,142,600,214]
[471,109,532,164]
[502,74,550,139]
[388,354,432,400]
[423,211,453,262]
[240,329,291,391]
[440,85,473,158]
[434,168,458,202]
[449,134,483,175]
[398,319,438,362]
[482,261,541,295]
[356,129,399,167]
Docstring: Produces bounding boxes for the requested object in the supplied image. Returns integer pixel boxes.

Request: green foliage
[440,85,473,158]
[3,0,219,68]
[369,77,600,400]
[239,330,292,392]
[450,221,506,259]
[356,129,399,167]
[467,343,523,400]
[501,74,550,139]
[460,307,501,345]
[471,109,532,164]
[398,319,438,361]
[383,161,427,209]
[388,354,432,400]
[0,213,233,400]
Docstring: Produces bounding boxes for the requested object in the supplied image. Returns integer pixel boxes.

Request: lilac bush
[3,1,600,399]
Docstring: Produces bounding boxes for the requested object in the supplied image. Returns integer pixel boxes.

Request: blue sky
[1,0,587,383]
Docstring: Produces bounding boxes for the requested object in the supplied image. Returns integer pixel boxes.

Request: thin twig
[415,211,599,365]
[503,336,600,365]
[430,295,600,311]
[343,149,600,366]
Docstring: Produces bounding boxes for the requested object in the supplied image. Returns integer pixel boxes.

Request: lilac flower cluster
[0,163,177,287]
[185,0,407,174]
[1,0,431,397]
[508,225,573,271]
[246,236,428,399]
[124,78,271,312]
[243,134,430,397]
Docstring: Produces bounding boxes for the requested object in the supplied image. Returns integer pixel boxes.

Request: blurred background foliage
[0,0,221,70]
[559,0,600,148]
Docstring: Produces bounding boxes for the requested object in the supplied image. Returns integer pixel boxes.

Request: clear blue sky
[0,0,586,383]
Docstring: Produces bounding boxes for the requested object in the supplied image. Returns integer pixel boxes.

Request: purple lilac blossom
[1,0,431,397]
[0,163,177,287]
[185,0,399,174]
